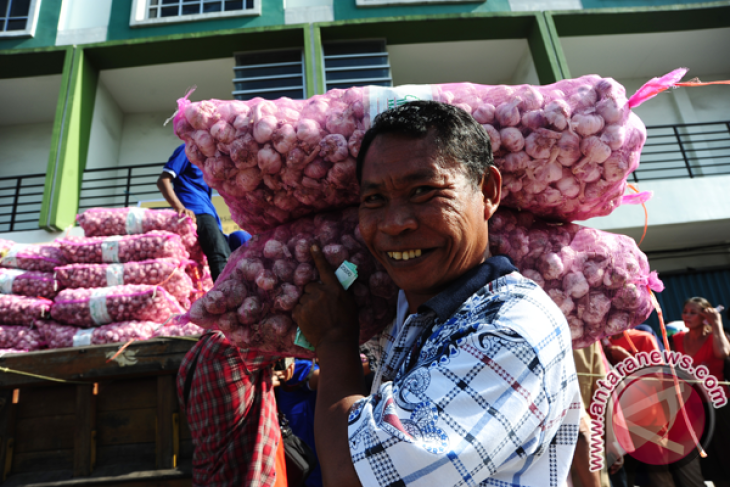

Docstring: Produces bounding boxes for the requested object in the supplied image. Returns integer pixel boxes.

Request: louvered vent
[233,50,306,100]
[323,41,392,91]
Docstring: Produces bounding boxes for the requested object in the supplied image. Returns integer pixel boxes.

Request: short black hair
[356,100,494,186]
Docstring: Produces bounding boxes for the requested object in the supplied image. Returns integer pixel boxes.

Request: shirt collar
[417,255,517,322]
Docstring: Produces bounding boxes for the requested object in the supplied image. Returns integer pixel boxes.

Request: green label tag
[294,328,315,351]
[294,260,359,352]
[335,260,359,290]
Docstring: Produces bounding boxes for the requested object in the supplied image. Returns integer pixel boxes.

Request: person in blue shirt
[276,359,323,487]
[157,144,230,281]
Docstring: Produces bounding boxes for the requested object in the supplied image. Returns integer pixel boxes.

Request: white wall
[118,112,182,167]
[614,73,730,127]
[684,73,730,122]
[389,39,536,86]
[86,81,123,170]
[0,123,54,176]
[0,227,85,245]
[0,75,62,126]
[56,0,113,46]
[98,58,236,114]
[509,0,581,11]
[586,175,730,231]
[509,48,539,86]
[285,0,334,23]
[583,175,730,272]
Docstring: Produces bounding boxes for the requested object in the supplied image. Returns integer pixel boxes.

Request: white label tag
[73,328,94,347]
[368,85,434,122]
[125,207,146,235]
[89,288,112,325]
[101,236,122,263]
[106,264,125,287]
[0,269,23,294]
[0,244,26,268]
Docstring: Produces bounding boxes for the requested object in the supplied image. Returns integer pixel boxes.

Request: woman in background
[673,297,730,487]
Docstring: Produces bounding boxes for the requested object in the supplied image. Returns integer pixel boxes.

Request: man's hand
[157,172,197,223]
[176,207,196,223]
[296,246,365,487]
[292,246,360,350]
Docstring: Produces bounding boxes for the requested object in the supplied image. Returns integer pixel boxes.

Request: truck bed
[0,338,197,486]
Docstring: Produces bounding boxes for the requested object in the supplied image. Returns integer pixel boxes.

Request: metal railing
[633,120,730,182]
[3,121,730,233]
[78,163,164,212]
[0,173,46,233]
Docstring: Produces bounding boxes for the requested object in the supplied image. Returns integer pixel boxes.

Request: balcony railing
[78,163,164,212]
[3,122,730,234]
[633,120,730,182]
[0,173,45,233]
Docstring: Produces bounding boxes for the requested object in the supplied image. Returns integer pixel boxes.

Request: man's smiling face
[358,131,500,308]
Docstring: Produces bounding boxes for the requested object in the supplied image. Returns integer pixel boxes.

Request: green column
[542,12,572,79]
[40,47,98,231]
[527,13,568,84]
[304,23,325,96]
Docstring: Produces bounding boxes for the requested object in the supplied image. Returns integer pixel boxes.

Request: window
[323,41,392,91]
[0,0,41,37]
[357,0,482,5]
[130,0,259,27]
[147,0,252,19]
[233,50,306,101]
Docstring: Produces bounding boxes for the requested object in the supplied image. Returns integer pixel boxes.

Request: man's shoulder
[445,272,572,365]
[466,272,568,334]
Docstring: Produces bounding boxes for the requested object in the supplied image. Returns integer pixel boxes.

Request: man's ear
[481,165,501,221]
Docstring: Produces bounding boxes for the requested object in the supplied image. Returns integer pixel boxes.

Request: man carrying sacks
[157,143,230,281]
[293,101,581,487]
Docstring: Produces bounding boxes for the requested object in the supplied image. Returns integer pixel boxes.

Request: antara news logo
[589,350,727,471]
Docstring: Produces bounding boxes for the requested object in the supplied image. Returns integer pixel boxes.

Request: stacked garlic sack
[174,77,645,233]
[488,207,663,348]
[37,320,158,349]
[0,239,63,352]
[0,294,50,351]
[175,71,678,352]
[41,213,196,350]
[0,239,66,272]
[55,258,194,309]
[76,208,214,299]
[178,207,397,357]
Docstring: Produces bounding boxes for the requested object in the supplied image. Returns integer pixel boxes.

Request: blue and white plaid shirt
[349,257,581,487]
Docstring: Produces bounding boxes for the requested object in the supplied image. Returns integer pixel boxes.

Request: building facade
[1,0,729,318]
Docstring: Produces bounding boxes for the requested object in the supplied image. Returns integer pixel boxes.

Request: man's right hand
[176,207,196,223]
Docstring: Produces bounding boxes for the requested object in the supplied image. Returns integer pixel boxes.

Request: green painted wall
[0,47,67,79]
[303,25,316,97]
[527,14,564,84]
[41,48,99,231]
[318,13,563,84]
[0,0,61,50]
[548,1,730,36]
[312,25,325,95]
[107,0,285,41]
[542,13,571,79]
[581,0,715,11]
[40,46,74,228]
[334,0,510,20]
[84,25,305,70]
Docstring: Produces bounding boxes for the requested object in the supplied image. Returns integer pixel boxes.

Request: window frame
[0,0,42,38]
[356,0,483,6]
[232,48,307,101]
[129,0,261,28]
